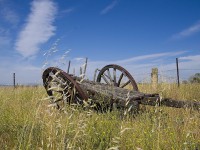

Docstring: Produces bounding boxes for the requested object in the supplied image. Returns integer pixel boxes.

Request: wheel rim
[96,64,138,91]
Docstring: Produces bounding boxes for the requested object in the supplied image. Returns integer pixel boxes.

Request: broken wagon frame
[42,63,200,111]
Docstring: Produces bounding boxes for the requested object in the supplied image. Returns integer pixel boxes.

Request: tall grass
[0,84,199,149]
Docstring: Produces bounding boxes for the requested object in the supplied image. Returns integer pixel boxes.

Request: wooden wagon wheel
[96,64,139,91]
[42,67,88,109]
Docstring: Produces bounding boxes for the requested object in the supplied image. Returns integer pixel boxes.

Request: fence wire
[132,68,200,84]
[1,66,199,86]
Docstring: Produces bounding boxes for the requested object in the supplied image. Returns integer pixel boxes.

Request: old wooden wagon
[42,63,200,112]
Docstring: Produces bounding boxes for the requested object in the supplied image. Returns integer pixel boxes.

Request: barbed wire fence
[2,58,200,87]
[132,58,200,86]
[133,69,200,84]
[5,69,200,87]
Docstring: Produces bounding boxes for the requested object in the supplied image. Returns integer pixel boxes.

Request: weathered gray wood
[13,73,16,88]
[83,57,88,78]
[151,68,158,90]
[67,61,71,73]
[74,77,200,110]
[176,58,180,87]
[140,97,200,110]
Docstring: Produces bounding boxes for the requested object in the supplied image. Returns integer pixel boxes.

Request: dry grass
[0,84,199,149]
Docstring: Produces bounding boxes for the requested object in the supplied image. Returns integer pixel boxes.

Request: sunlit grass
[138,83,200,101]
[0,84,199,149]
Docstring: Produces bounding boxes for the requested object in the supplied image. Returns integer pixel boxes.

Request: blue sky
[0,0,200,84]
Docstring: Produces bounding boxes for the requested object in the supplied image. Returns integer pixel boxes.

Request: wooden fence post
[151,68,158,89]
[83,57,88,78]
[73,68,75,76]
[176,58,180,87]
[67,60,71,73]
[80,67,83,76]
[13,73,16,88]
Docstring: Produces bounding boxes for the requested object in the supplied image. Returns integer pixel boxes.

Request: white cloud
[58,51,188,82]
[100,0,118,15]
[171,21,200,39]
[115,51,187,64]
[41,52,200,83]
[179,55,200,61]
[73,57,85,61]
[15,0,57,57]
[1,51,199,85]
[85,52,199,82]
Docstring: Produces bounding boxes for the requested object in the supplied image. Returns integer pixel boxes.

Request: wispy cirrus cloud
[100,0,118,15]
[114,51,187,64]
[84,51,199,82]
[15,0,57,58]
[0,50,198,84]
[180,55,200,61]
[68,51,187,80]
[72,51,186,69]
[171,21,200,40]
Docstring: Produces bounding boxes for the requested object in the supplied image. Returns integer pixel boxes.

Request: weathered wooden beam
[75,77,200,110]
[140,97,200,110]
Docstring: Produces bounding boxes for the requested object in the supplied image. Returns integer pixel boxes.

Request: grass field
[0,84,199,149]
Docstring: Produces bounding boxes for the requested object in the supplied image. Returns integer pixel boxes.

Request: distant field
[0,84,199,149]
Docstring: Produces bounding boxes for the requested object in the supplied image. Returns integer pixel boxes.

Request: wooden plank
[74,76,200,110]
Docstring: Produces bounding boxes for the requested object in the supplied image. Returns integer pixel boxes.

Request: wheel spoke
[101,74,110,84]
[106,69,113,83]
[69,85,75,104]
[63,85,70,91]
[54,98,63,103]
[120,80,131,88]
[117,73,124,86]
[75,96,83,104]
[103,73,111,81]
[113,68,116,85]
